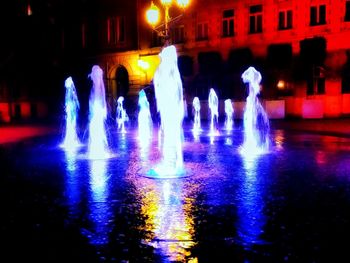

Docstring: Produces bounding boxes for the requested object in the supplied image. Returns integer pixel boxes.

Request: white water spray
[241,66,269,155]
[224,99,234,131]
[61,76,81,150]
[138,89,152,142]
[116,96,128,133]
[87,65,109,159]
[192,96,201,133]
[208,88,219,135]
[149,45,185,178]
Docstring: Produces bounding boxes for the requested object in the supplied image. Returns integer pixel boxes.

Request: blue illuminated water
[87,65,110,159]
[60,76,81,151]
[241,67,270,156]
[116,96,129,134]
[151,45,185,178]
[2,122,350,262]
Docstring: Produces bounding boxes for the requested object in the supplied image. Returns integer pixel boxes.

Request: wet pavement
[1,120,350,262]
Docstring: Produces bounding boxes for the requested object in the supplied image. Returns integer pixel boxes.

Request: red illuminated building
[2,0,350,122]
[92,0,350,119]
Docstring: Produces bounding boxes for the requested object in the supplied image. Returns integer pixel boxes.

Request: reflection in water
[274,130,285,151]
[135,179,197,261]
[225,138,233,146]
[315,150,327,165]
[64,151,81,218]
[237,155,266,248]
[88,159,112,245]
[118,131,128,152]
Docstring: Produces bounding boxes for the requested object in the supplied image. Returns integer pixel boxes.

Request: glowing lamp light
[277,80,286,90]
[176,0,190,8]
[138,59,150,70]
[27,4,32,16]
[146,2,160,27]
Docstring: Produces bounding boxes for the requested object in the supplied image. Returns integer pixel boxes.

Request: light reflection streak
[135,179,196,261]
[315,150,327,165]
[88,159,112,245]
[64,151,81,218]
[237,155,266,248]
[274,130,285,151]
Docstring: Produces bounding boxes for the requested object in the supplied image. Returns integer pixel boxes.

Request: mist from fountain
[116,96,129,133]
[148,45,185,178]
[224,99,234,131]
[138,89,153,143]
[61,76,81,151]
[87,65,109,159]
[208,88,219,135]
[240,66,270,156]
[192,97,201,134]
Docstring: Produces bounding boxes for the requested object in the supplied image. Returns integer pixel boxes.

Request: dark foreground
[1,122,350,262]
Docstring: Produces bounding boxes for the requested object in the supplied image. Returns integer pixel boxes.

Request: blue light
[87,65,110,159]
[192,97,201,134]
[224,99,234,132]
[237,155,267,248]
[240,67,270,156]
[60,76,81,151]
[116,96,129,133]
[149,45,185,178]
[208,88,219,136]
[88,159,111,245]
[138,90,153,143]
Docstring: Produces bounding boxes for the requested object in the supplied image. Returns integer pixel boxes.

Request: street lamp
[145,0,190,45]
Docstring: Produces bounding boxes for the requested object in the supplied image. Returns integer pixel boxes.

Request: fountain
[148,45,185,178]
[116,96,129,133]
[208,88,219,135]
[192,97,201,133]
[61,76,81,150]
[240,66,270,155]
[224,99,234,131]
[137,89,152,142]
[87,65,110,159]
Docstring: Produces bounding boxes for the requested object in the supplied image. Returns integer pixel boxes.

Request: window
[196,22,208,40]
[222,9,234,37]
[345,1,350,21]
[310,5,326,26]
[341,78,350,93]
[307,66,325,95]
[171,25,185,44]
[249,5,263,34]
[278,10,292,30]
[107,16,125,45]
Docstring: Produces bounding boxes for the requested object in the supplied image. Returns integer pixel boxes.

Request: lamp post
[145,0,190,45]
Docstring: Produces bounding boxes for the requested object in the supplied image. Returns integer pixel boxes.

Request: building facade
[98,0,350,119]
[2,0,350,122]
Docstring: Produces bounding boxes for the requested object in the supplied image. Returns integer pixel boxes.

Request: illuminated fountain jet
[61,76,81,150]
[116,96,129,133]
[224,99,234,131]
[240,66,270,156]
[192,97,201,134]
[138,89,153,142]
[208,88,219,135]
[148,45,185,178]
[87,65,109,159]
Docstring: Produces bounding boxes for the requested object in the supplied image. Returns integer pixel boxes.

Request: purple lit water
[1,122,350,262]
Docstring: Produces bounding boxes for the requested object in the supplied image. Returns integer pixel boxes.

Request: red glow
[27,4,32,16]
[0,126,55,144]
